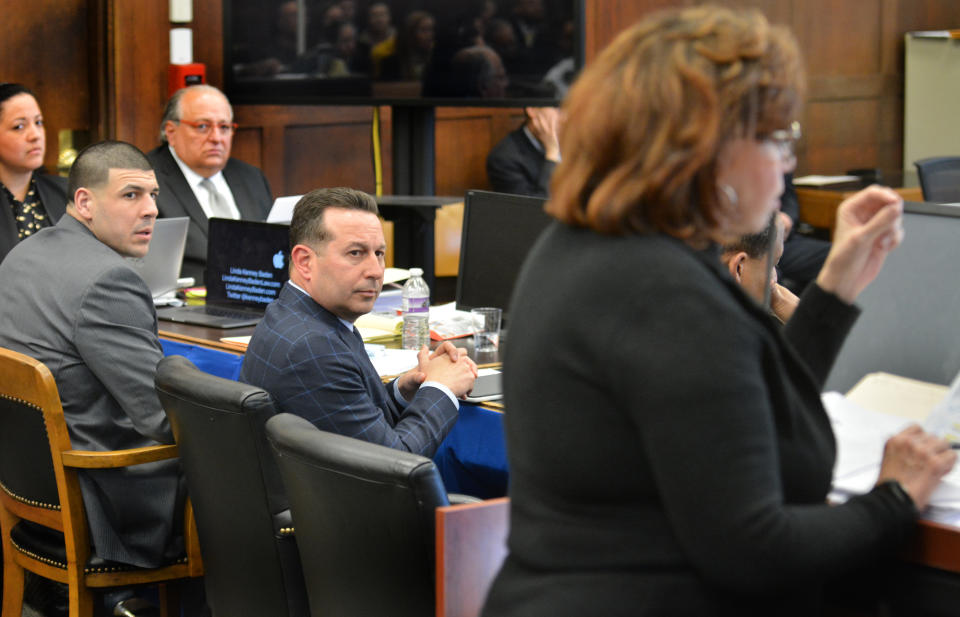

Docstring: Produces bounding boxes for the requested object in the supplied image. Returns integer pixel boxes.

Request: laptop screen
[455,190,551,320]
[204,218,291,309]
[130,217,189,298]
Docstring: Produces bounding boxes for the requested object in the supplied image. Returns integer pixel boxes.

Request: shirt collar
[522,125,544,154]
[288,280,356,332]
[168,143,225,187]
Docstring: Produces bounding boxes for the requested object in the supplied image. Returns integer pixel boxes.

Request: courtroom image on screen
[225,0,581,105]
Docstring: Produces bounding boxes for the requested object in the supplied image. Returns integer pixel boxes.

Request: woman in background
[0,83,67,263]
[481,6,954,616]
[379,10,436,81]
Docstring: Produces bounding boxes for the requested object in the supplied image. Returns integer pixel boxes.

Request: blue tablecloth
[160,339,244,380]
[433,404,508,499]
[160,340,509,499]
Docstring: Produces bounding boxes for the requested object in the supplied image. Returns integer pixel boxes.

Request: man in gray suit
[0,141,182,574]
[148,84,272,283]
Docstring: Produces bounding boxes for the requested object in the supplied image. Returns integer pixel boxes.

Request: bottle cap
[409,267,423,276]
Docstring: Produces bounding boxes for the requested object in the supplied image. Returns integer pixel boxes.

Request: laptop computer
[157,218,290,329]
[463,368,503,403]
[128,217,189,303]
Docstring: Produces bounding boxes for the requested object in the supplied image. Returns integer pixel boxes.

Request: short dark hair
[68,141,153,201]
[722,213,776,259]
[289,187,380,251]
[0,83,36,115]
[450,45,501,97]
[158,85,233,144]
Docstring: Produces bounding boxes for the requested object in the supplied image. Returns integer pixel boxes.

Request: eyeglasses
[765,121,801,161]
[176,119,239,135]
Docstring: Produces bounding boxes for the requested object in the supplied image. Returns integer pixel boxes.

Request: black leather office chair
[155,356,309,617]
[914,156,960,203]
[265,412,457,617]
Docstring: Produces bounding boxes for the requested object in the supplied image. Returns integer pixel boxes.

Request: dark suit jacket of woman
[481,222,916,617]
[0,172,68,264]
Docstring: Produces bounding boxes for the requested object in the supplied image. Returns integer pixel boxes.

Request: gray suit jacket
[147,145,272,283]
[0,215,181,567]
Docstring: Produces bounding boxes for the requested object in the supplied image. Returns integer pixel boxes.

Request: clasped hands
[397,341,478,400]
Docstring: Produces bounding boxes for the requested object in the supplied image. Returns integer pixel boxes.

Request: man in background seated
[487,106,560,197]
[240,187,477,457]
[721,213,799,324]
[0,141,184,613]
[778,171,831,291]
[149,84,272,283]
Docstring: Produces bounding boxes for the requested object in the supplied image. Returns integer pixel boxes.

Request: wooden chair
[0,347,202,617]
[435,498,509,617]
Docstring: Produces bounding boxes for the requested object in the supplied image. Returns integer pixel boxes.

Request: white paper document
[921,370,960,445]
[792,175,860,186]
[824,392,960,509]
[366,346,419,377]
[266,195,301,223]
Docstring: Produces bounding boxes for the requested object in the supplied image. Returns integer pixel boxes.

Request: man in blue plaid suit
[240,187,477,457]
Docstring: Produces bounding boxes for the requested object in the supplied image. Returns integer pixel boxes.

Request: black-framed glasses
[766,121,801,161]
[176,119,239,135]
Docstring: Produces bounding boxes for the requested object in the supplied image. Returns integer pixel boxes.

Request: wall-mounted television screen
[224,0,582,106]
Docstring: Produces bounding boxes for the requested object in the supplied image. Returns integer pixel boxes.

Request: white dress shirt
[168,145,241,219]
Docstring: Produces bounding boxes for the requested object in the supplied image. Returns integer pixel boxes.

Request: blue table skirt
[160,340,509,499]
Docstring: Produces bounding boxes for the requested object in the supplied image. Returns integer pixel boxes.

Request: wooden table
[796,184,924,238]
[159,321,254,354]
[160,318,503,364]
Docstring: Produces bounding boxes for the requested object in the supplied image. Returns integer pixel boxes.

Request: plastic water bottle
[402,267,430,349]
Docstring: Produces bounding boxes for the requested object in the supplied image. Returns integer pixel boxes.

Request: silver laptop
[128,217,189,302]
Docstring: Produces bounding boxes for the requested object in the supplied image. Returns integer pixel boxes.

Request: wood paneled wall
[587,0,960,175]
[0,0,91,174]
[4,0,960,190]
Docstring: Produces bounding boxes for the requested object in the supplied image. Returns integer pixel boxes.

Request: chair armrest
[61,444,179,469]
[447,493,483,505]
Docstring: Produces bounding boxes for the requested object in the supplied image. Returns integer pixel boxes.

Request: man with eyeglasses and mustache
[149,84,272,283]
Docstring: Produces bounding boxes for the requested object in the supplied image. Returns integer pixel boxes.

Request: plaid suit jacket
[240,283,458,457]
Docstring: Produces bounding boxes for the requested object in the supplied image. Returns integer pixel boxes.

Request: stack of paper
[824,391,960,510]
[355,301,480,343]
[355,312,403,343]
[428,302,476,341]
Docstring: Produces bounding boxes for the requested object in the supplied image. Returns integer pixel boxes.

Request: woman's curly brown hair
[547,5,804,244]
